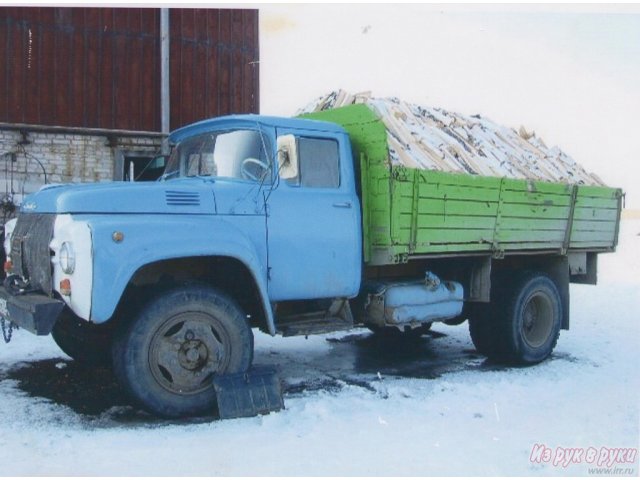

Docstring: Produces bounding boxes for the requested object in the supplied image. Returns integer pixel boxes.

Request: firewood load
[299,90,604,186]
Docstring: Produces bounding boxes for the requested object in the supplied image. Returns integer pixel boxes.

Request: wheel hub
[179,340,209,370]
[522,292,553,348]
[149,313,230,395]
[524,302,538,332]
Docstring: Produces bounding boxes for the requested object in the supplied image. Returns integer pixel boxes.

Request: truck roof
[168,114,347,143]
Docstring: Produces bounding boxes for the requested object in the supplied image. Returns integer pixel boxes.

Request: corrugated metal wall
[0,7,259,132]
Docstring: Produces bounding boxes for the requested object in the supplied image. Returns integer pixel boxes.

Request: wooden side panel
[390,171,620,257]
[393,171,620,258]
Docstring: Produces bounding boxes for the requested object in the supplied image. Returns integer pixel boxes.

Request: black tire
[468,304,495,356]
[51,308,114,365]
[112,286,253,418]
[469,272,562,364]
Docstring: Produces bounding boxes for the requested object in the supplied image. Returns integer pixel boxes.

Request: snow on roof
[300,90,604,186]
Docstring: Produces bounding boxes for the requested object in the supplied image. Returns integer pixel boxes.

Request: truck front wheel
[469,272,562,364]
[112,286,253,418]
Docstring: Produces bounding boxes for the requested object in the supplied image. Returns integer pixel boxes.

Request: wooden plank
[231,9,244,113]
[193,9,208,122]
[182,9,196,126]
[497,229,566,243]
[112,10,129,129]
[83,8,100,128]
[496,202,571,219]
[39,8,55,125]
[573,207,619,222]
[499,189,572,207]
[411,243,494,254]
[414,198,499,217]
[570,230,615,243]
[140,9,158,131]
[68,8,85,127]
[576,185,621,198]
[0,8,9,122]
[127,9,142,131]
[54,9,72,126]
[502,178,573,195]
[412,228,496,245]
[204,9,218,118]
[99,9,115,129]
[242,9,258,113]
[415,182,502,202]
[575,196,619,209]
[568,241,614,249]
[413,216,565,236]
[415,213,497,230]
[217,9,232,116]
[24,8,41,124]
[411,197,572,219]
[571,219,618,232]
[498,217,568,231]
[417,170,503,189]
[8,9,25,123]
[498,242,563,251]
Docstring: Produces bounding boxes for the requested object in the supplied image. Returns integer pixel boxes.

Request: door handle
[333,201,352,209]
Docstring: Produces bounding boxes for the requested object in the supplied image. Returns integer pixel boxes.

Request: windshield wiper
[158,170,179,182]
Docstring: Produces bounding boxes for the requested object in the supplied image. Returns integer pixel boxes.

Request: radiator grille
[10,213,56,295]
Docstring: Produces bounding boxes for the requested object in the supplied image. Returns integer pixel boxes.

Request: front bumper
[0,286,64,335]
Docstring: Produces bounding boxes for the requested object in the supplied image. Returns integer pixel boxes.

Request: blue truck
[0,105,622,417]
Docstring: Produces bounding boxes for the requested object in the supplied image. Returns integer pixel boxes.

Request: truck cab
[1,115,367,417]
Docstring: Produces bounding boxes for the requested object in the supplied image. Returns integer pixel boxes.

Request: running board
[276,299,354,337]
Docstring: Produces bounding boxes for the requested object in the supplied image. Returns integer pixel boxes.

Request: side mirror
[276,134,299,181]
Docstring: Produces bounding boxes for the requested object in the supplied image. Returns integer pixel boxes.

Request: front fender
[82,214,273,333]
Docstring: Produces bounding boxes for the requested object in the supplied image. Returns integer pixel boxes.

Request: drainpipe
[160,8,170,154]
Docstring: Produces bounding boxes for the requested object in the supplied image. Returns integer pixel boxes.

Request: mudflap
[212,366,284,420]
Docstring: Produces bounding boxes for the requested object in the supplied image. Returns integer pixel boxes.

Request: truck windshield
[163,129,272,182]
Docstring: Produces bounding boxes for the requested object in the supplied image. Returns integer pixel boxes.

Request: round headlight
[60,242,76,274]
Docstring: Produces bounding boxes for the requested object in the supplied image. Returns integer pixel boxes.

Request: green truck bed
[302,105,623,266]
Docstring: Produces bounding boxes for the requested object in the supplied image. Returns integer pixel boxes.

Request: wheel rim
[149,312,231,395]
[521,291,554,348]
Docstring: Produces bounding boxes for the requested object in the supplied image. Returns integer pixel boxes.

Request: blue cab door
[265,129,362,301]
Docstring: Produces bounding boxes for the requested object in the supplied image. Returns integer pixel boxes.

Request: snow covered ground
[0,221,638,476]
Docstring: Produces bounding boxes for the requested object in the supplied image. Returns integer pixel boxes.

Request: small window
[123,155,167,182]
[297,137,340,188]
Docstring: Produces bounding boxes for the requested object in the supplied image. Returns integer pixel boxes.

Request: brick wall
[0,128,162,206]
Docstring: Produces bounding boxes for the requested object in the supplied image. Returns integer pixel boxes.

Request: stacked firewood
[300,90,604,186]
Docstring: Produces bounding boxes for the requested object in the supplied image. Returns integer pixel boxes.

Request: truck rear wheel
[112,286,253,418]
[467,304,494,356]
[469,272,562,364]
[51,309,114,366]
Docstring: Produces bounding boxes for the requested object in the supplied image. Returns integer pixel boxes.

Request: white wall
[259,4,640,208]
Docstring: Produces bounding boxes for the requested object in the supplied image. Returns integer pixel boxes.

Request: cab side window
[297,137,340,188]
